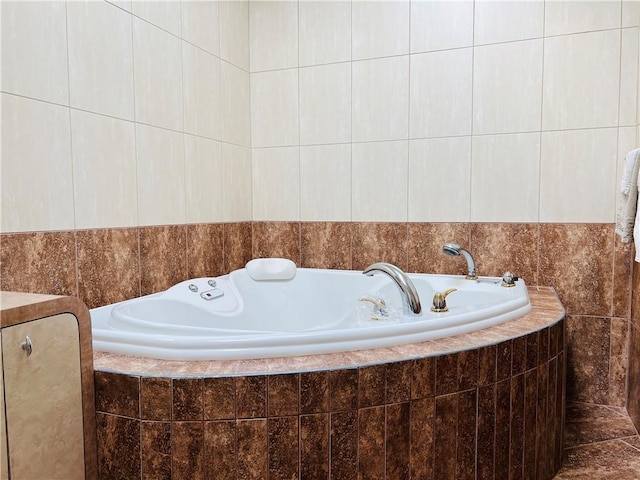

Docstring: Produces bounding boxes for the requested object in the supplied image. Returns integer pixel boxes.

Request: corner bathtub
[90,266,531,361]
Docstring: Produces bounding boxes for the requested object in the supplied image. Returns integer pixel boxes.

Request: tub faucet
[362,262,422,315]
[442,243,477,280]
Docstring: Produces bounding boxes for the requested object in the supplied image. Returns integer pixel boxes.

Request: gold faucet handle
[431,288,457,313]
[358,296,386,308]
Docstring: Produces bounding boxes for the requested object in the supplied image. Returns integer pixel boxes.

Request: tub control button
[200,288,224,301]
[207,279,217,287]
[188,284,198,292]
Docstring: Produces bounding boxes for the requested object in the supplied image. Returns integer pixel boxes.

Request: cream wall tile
[408,137,471,222]
[540,128,618,223]
[300,144,351,221]
[470,133,541,222]
[542,30,620,130]
[135,124,185,226]
[410,48,472,138]
[106,0,132,12]
[181,0,219,55]
[1,1,69,105]
[545,0,621,36]
[352,56,409,142]
[252,147,300,221]
[182,43,222,140]
[617,127,638,201]
[67,1,134,120]
[299,1,351,66]
[251,69,299,148]
[410,0,473,53]
[474,0,544,45]
[620,28,639,126]
[300,63,351,145]
[71,110,137,229]
[352,141,408,222]
[131,0,181,36]
[622,0,640,27]
[352,1,409,60]
[184,135,223,224]
[249,0,298,72]
[221,62,251,147]
[1,94,74,233]
[222,143,253,222]
[220,0,249,71]
[133,18,184,131]
[473,39,543,134]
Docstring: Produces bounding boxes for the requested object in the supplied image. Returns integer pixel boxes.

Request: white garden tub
[90,263,531,361]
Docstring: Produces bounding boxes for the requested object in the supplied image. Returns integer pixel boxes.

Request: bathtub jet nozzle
[442,243,477,280]
[362,262,422,315]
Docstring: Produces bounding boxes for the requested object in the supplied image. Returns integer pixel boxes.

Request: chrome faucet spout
[362,262,422,315]
[442,243,477,280]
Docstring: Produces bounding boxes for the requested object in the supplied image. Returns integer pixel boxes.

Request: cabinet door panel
[3,313,85,479]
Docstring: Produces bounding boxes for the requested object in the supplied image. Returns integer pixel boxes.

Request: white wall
[250,0,640,223]
[1,0,252,233]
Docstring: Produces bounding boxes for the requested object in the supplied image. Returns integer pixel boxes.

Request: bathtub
[91,264,531,361]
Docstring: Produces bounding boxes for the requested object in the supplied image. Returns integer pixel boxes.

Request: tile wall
[1,0,640,411]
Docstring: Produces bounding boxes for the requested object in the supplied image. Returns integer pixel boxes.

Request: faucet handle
[430,288,457,313]
[358,296,389,320]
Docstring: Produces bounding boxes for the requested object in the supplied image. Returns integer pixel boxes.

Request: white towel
[635,169,640,262]
[615,149,640,244]
[621,147,640,195]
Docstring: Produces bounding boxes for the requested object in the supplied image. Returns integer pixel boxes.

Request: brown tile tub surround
[93,288,566,480]
[628,259,640,430]
[0,221,631,404]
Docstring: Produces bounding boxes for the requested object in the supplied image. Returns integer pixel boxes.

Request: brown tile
[526,331,539,371]
[494,379,511,479]
[458,349,478,390]
[173,378,204,421]
[555,351,565,472]
[0,231,77,296]
[539,223,613,317]
[300,414,329,480]
[510,373,525,480]
[139,225,187,295]
[633,264,640,328]
[477,385,495,480]
[204,377,236,420]
[94,371,140,417]
[628,324,640,430]
[268,417,299,480]
[566,316,610,404]
[76,228,140,308]
[555,439,640,479]
[609,318,629,406]
[236,375,267,418]
[546,357,559,479]
[172,422,204,480]
[268,373,299,416]
[358,406,385,480]
[386,361,411,403]
[252,222,300,264]
[613,236,633,318]
[358,364,386,408]
[224,222,252,272]
[536,362,549,478]
[478,345,497,385]
[330,369,358,411]
[141,421,171,480]
[300,371,329,414]
[435,353,458,396]
[434,394,457,480]
[352,222,408,271]
[410,397,434,480]
[407,222,470,274]
[204,421,236,480]
[496,340,512,382]
[187,223,224,278]
[330,411,358,480]
[512,335,527,375]
[469,223,539,284]
[141,377,172,421]
[539,327,550,364]
[301,222,351,269]
[386,402,410,480]
[237,419,268,480]
[456,390,477,480]
[523,369,538,480]
[411,356,435,399]
[96,413,140,479]
[564,402,638,449]
[621,436,640,450]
